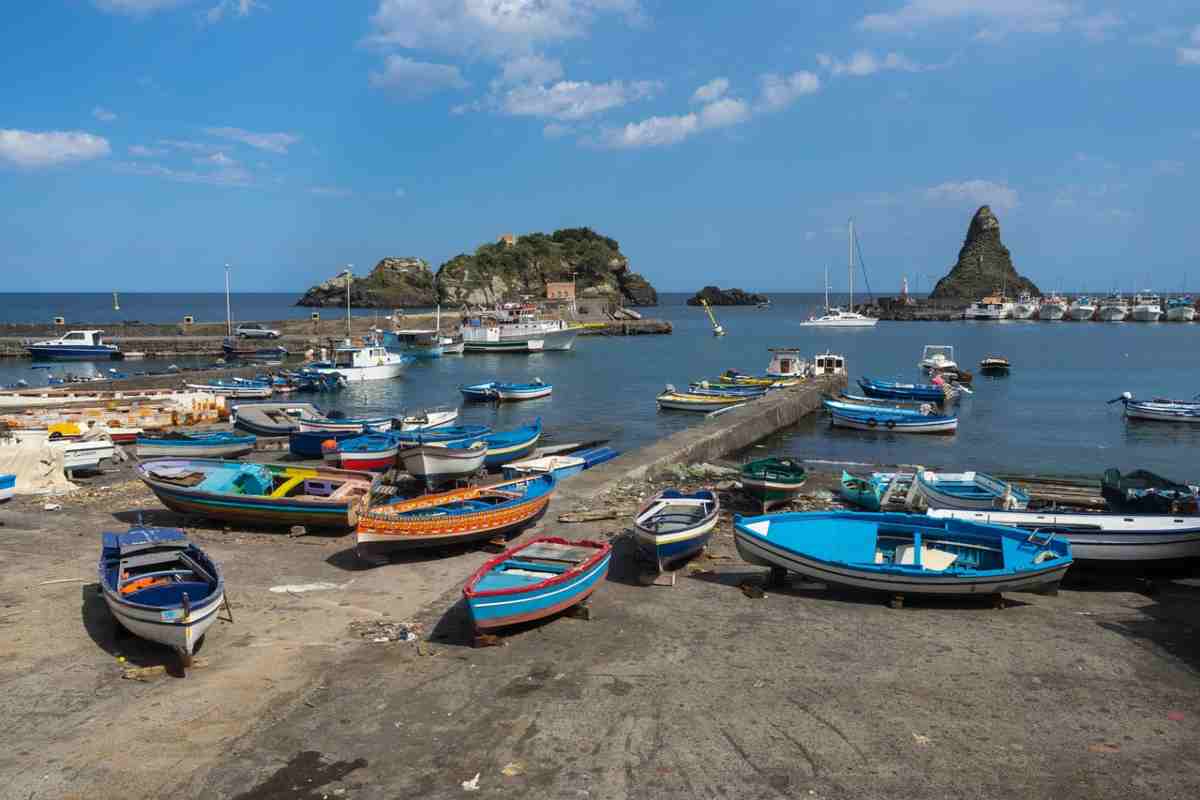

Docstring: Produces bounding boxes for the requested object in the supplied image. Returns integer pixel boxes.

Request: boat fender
[885,419,896,430]
[321,439,339,453]
[867,417,878,428]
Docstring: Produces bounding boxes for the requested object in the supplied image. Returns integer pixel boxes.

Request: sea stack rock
[297,257,437,308]
[686,286,768,306]
[929,206,1039,299]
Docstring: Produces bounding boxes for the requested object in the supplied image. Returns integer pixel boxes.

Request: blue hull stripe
[468,556,609,626]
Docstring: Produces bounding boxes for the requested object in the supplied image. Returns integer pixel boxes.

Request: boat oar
[1106,392,1133,405]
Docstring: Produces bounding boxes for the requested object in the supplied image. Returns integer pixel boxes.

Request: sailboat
[700,298,725,336]
[221,263,288,360]
[800,219,878,328]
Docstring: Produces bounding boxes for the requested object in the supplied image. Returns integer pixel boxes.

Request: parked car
[236,323,281,339]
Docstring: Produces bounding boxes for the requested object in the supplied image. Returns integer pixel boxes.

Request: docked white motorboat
[1166,296,1196,321]
[918,345,957,372]
[813,352,847,377]
[800,222,878,328]
[308,342,410,382]
[1097,294,1128,322]
[1068,296,1097,321]
[1039,295,1067,320]
[963,292,1014,320]
[462,308,578,352]
[1010,292,1038,320]
[766,348,808,379]
[1130,291,1163,322]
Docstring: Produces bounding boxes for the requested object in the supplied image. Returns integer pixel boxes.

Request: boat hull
[481,425,541,468]
[1123,401,1200,423]
[0,473,14,502]
[463,327,578,352]
[1068,306,1096,320]
[231,402,322,436]
[1039,304,1066,320]
[465,544,611,631]
[102,588,223,655]
[1167,306,1196,321]
[1097,307,1127,321]
[830,409,958,434]
[399,444,487,480]
[1130,306,1162,322]
[311,362,406,382]
[135,440,254,459]
[495,386,553,401]
[26,345,121,360]
[915,471,1029,511]
[339,447,399,471]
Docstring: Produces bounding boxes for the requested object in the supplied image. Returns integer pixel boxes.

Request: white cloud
[369,55,469,98]
[859,0,1072,35]
[91,0,188,14]
[757,71,821,112]
[92,106,118,122]
[0,130,111,168]
[691,77,729,104]
[816,51,931,77]
[499,54,563,86]
[367,0,643,57]
[698,97,750,128]
[197,151,237,167]
[1179,29,1200,65]
[500,79,659,120]
[1075,11,1123,42]
[925,179,1018,211]
[205,0,264,24]
[204,126,301,153]
[129,144,166,157]
[602,95,751,149]
[159,138,222,154]
[117,160,252,186]
[310,185,353,197]
[543,123,570,139]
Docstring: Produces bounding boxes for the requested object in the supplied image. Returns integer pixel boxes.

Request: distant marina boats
[963,292,1014,320]
[1068,296,1097,321]
[462,308,578,352]
[1010,292,1038,320]
[918,345,956,372]
[1166,296,1196,322]
[800,220,878,328]
[1130,291,1163,322]
[1039,294,1067,320]
[1097,293,1128,322]
[308,342,410,382]
[1110,392,1200,423]
[24,330,122,360]
[381,328,443,359]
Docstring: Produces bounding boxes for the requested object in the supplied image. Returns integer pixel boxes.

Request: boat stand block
[889,594,904,609]
[473,633,506,649]
[564,602,592,621]
[651,572,677,587]
[765,567,788,588]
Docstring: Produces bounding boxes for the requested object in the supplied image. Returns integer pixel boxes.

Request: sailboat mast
[848,219,855,311]
[824,265,830,313]
[224,263,232,337]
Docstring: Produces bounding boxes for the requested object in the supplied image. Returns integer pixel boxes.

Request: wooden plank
[518,543,598,563]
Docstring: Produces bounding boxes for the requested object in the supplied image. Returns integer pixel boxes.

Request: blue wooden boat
[687,382,768,397]
[634,489,720,572]
[915,470,1030,511]
[0,473,14,502]
[823,399,931,417]
[460,381,553,402]
[838,470,889,511]
[335,432,402,471]
[393,424,491,447]
[463,537,611,633]
[733,511,1072,598]
[482,418,542,467]
[137,458,374,530]
[858,377,948,403]
[828,406,958,434]
[98,526,224,658]
[288,429,358,459]
[501,445,619,481]
[135,431,256,459]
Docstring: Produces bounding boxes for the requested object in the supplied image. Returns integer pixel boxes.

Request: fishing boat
[1110,392,1200,423]
[811,352,848,378]
[927,508,1200,573]
[1010,292,1038,320]
[765,348,808,379]
[1068,296,1097,321]
[915,470,1029,511]
[733,511,1073,598]
[307,342,410,382]
[481,419,542,467]
[700,298,726,336]
[24,330,122,360]
[288,429,359,459]
[137,458,373,530]
[461,309,578,352]
[398,407,458,431]
[231,402,323,436]
[657,386,749,412]
[353,473,556,557]
[1166,296,1196,322]
[296,414,394,434]
[963,292,1014,320]
[1101,468,1199,514]
[99,526,224,660]
[335,432,402,472]
[1039,295,1068,320]
[979,357,1011,374]
[858,377,949,403]
[460,380,552,402]
[740,457,807,510]
[687,382,768,397]
[634,489,720,572]
[440,335,465,355]
[1130,291,1163,322]
[381,329,443,359]
[799,221,878,327]
[822,399,935,417]
[828,406,958,434]
[715,370,797,388]
[838,470,889,511]
[399,439,488,484]
[135,431,256,459]
[1097,293,1128,322]
[185,379,273,399]
[393,424,491,447]
[918,345,957,372]
[0,473,14,502]
[501,446,619,481]
[463,537,611,633]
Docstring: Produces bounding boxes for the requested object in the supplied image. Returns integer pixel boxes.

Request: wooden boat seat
[516,543,594,563]
[503,558,569,574]
[270,475,307,498]
[894,544,958,571]
[124,580,212,605]
[329,481,368,500]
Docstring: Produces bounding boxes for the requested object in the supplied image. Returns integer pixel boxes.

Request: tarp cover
[0,437,76,495]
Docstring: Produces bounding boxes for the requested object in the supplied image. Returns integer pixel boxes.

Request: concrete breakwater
[0,315,672,358]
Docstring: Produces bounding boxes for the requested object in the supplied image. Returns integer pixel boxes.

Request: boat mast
[224,263,232,337]
[848,218,855,312]
[342,264,354,342]
[824,264,830,314]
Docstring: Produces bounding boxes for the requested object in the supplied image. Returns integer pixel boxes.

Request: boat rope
[853,227,875,303]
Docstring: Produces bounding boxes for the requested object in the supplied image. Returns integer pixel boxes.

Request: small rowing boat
[185,378,274,399]
[393,424,491,447]
[1109,392,1200,423]
[99,525,224,660]
[827,405,958,434]
[740,457,807,510]
[979,357,1011,374]
[838,470,888,511]
[915,470,1029,511]
[481,418,542,468]
[463,537,611,633]
[399,439,488,484]
[733,511,1073,599]
[501,445,619,481]
[335,432,402,472]
[232,402,324,436]
[135,431,256,459]
[460,380,553,402]
[858,377,949,403]
[296,414,394,434]
[0,473,14,502]
[398,406,458,431]
[657,386,749,412]
[634,489,720,572]
[353,473,556,557]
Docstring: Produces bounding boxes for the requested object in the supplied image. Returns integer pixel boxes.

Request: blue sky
[2,1,1199,295]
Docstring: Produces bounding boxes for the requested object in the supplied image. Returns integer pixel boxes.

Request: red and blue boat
[463,537,611,632]
[334,432,401,471]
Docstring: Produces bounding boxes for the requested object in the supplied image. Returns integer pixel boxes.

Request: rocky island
[686,286,768,306]
[297,228,658,309]
[930,205,1040,300]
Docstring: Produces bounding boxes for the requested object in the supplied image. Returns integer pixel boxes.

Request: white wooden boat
[634,489,720,572]
[915,470,1030,510]
[399,440,487,483]
[398,407,459,431]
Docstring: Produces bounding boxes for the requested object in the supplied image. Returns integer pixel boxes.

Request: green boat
[838,470,888,511]
[740,457,807,509]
